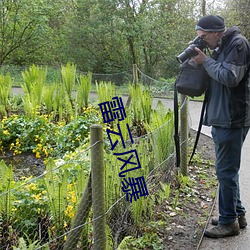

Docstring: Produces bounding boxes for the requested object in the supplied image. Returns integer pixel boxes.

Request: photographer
[192,15,250,238]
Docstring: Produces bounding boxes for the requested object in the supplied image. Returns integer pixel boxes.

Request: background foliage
[1,0,248,80]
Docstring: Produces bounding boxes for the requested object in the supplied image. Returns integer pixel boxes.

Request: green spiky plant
[0,73,12,117]
[105,120,154,246]
[60,63,76,103]
[0,161,15,248]
[76,72,92,112]
[43,159,69,240]
[157,182,171,204]
[43,84,56,114]
[128,83,153,134]
[145,100,174,164]
[96,81,116,104]
[0,161,14,222]
[21,65,47,118]
[42,157,90,247]
[129,84,143,124]
[52,82,73,122]
[141,89,153,124]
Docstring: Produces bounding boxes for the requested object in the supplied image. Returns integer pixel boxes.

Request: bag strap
[189,91,208,164]
[174,80,180,168]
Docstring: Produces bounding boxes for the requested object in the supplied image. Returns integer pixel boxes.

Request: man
[192,15,250,238]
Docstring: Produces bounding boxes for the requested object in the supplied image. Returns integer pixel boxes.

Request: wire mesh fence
[0,64,174,97]
[0,65,190,249]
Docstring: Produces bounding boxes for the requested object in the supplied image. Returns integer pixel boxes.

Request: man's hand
[192,47,207,64]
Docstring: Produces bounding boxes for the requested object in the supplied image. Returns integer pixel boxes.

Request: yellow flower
[26,183,37,191]
[71,195,76,204]
[21,176,32,181]
[3,130,9,135]
[12,207,17,212]
[10,143,14,150]
[43,147,49,157]
[32,193,42,201]
[14,149,22,155]
[36,152,41,159]
[67,189,77,204]
[65,205,74,218]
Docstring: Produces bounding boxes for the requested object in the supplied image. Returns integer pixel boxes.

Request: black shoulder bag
[175,58,208,97]
[174,58,210,168]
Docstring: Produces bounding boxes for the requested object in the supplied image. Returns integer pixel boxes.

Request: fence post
[126,64,138,108]
[63,175,92,250]
[180,94,188,176]
[133,63,138,86]
[91,124,106,250]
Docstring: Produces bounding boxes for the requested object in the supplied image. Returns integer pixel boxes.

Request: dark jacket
[203,26,250,128]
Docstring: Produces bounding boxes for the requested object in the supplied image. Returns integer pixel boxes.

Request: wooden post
[63,175,92,250]
[91,124,106,250]
[126,64,138,108]
[180,94,188,176]
[133,63,138,86]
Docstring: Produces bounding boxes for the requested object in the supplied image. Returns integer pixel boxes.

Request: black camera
[176,36,208,63]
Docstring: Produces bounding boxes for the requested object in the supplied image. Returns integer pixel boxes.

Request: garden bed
[0,130,217,250]
[0,65,217,249]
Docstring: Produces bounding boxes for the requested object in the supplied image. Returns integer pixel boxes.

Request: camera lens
[176,45,198,63]
[176,36,208,63]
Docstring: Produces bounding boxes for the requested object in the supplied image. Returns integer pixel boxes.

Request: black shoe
[211,214,247,229]
[204,222,240,238]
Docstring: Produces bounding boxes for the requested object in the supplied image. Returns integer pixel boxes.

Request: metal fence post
[91,124,106,250]
[180,94,188,176]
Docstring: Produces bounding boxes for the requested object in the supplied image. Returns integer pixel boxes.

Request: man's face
[196,30,222,49]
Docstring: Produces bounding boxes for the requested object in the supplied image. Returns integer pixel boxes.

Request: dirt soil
[0,152,45,180]
[159,130,217,250]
